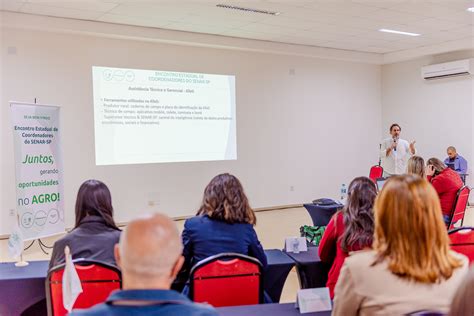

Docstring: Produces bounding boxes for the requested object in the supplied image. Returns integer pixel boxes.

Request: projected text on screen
[92,66,237,165]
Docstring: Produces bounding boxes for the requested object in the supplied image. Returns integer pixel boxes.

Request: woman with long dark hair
[49,180,121,269]
[318,177,377,298]
[181,173,266,272]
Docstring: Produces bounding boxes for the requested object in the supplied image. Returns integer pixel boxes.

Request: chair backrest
[46,259,122,316]
[190,253,263,307]
[448,186,471,230]
[449,227,474,264]
[369,165,384,182]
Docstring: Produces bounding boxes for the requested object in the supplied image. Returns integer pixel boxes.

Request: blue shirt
[182,215,267,270]
[444,155,468,174]
[69,289,218,316]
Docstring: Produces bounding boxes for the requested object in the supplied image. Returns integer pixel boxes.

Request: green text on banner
[10,102,65,240]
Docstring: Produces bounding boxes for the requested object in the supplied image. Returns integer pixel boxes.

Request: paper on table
[295,288,332,314]
[285,237,308,253]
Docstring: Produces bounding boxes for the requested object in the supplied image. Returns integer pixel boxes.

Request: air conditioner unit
[421,59,473,80]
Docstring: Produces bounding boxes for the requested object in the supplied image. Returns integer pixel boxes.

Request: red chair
[448,186,471,230]
[449,227,474,264]
[190,253,263,307]
[369,165,384,182]
[46,259,121,316]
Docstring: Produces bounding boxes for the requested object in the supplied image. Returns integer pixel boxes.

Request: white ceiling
[1,0,473,55]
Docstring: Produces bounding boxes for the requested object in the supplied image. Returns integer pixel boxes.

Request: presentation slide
[92,66,236,165]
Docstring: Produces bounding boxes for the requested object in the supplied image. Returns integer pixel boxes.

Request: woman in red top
[318,177,377,298]
[426,158,463,225]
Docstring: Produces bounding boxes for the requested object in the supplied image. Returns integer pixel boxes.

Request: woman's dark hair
[74,179,119,230]
[196,173,256,225]
[340,177,377,252]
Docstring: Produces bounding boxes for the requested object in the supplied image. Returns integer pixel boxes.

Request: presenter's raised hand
[409,141,416,154]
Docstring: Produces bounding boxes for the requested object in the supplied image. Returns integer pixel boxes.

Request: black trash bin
[303,199,343,226]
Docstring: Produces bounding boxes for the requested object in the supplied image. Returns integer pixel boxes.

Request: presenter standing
[381,123,416,176]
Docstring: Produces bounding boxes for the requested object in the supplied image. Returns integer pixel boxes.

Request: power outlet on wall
[290,186,295,192]
[9,209,15,216]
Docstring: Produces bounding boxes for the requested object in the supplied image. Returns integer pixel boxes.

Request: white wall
[382,50,474,190]
[0,25,4,237]
[0,22,382,236]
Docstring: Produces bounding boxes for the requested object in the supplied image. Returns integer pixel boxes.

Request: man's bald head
[117,213,183,284]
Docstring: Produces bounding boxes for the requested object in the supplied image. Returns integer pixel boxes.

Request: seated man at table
[444,146,468,179]
[70,213,218,316]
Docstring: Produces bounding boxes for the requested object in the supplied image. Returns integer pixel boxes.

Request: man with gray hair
[70,213,217,316]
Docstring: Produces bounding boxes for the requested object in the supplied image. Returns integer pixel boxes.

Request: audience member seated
[181,173,267,280]
[70,213,217,316]
[332,175,469,316]
[444,146,468,176]
[426,158,463,225]
[319,177,376,299]
[407,155,425,178]
[49,180,121,269]
[449,267,474,316]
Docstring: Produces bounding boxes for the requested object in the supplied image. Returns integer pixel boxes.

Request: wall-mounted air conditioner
[421,59,473,80]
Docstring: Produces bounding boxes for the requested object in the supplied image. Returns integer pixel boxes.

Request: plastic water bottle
[340,184,347,204]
